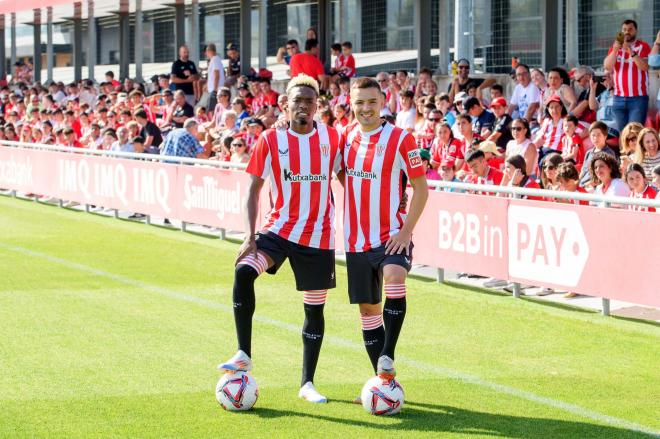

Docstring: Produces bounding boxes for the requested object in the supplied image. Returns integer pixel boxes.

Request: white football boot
[217,350,253,372]
[377,355,396,380]
[298,381,328,403]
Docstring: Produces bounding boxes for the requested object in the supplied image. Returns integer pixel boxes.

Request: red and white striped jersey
[608,40,651,97]
[629,185,657,212]
[246,124,342,249]
[535,118,587,151]
[341,122,426,252]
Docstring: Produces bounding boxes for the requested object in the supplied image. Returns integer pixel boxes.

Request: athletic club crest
[320,144,330,156]
[376,144,386,156]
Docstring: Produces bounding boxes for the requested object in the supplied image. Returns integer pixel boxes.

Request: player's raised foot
[298,382,327,403]
[217,350,252,372]
[377,355,396,380]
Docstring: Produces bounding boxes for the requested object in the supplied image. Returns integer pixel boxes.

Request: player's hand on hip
[385,231,411,255]
[236,236,258,266]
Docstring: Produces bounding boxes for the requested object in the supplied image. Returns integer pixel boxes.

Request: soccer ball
[360,375,405,415]
[215,371,259,411]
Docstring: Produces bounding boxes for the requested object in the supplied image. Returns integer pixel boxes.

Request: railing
[2,141,660,315]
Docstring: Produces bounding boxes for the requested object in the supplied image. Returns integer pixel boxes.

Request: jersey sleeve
[640,42,651,57]
[246,133,272,179]
[397,132,426,179]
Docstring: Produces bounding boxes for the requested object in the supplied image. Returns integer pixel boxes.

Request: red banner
[2,146,659,308]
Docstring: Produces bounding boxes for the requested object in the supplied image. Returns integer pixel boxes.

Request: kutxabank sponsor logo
[345,168,378,180]
[282,169,327,182]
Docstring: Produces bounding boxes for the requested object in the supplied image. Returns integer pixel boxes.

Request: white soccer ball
[215,371,259,411]
[360,375,405,416]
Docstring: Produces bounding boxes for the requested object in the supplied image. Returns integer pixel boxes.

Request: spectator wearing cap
[437,159,463,192]
[237,82,254,108]
[463,96,496,139]
[171,45,199,107]
[478,140,504,171]
[395,90,416,133]
[289,39,326,85]
[579,121,617,189]
[485,97,513,149]
[205,43,226,114]
[419,148,440,181]
[448,59,496,103]
[508,64,540,123]
[603,19,650,130]
[171,90,194,129]
[239,118,265,152]
[161,118,208,159]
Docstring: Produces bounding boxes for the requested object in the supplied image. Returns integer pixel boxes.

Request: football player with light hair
[218,74,342,404]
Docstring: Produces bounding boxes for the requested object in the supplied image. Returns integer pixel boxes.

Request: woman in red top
[501,154,543,201]
[430,122,465,171]
[625,163,657,212]
[556,162,589,205]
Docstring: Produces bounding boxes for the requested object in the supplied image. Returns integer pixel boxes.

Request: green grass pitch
[0,195,659,439]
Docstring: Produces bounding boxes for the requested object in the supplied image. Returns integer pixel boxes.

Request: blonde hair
[286,74,319,96]
[634,127,660,164]
[619,122,644,155]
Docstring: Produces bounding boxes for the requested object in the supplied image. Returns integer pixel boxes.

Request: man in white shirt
[508,64,540,122]
[206,43,226,113]
[395,90,416,133]
[111,127,135,153]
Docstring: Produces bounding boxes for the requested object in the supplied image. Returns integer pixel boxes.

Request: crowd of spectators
[2,20,660,216]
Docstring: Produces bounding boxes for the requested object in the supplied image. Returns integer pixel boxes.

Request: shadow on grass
[249,401,654,438]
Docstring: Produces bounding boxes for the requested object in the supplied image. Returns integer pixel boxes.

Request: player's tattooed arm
[236,175,265,265]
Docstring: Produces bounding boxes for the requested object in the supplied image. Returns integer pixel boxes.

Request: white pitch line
[1,242,658,438]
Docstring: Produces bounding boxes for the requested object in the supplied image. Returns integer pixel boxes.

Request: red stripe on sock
[384,284,406,299]
[360,314,383,330]
[303,290,327,305]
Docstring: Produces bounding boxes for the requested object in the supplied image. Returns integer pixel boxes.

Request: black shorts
[255,232,336,291]
[345,243,413,305]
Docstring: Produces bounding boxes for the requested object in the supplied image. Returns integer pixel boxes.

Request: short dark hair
[419,67,433,76]
[134,110,148,120]
[622,19,638,29]
[589,121,608,136]
[105,71,114,78]
[492,84,504,93]
[338,76,350,85]
[305,38,318,51]
[400,90,414,99]
[463,97,481,111]
[331,43,342,52]
[342,41,352,49]
[286,39,298,47]
[465,149,485,163]
[132,136,145,144]
[351,77,380,92]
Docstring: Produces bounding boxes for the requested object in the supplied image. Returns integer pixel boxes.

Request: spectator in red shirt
[625,162,657,212]
[501,154,543,200]
[289,39,326,85]
[466,149,504,189]
[431,121,465,170]
[560,115,585,167]
[478,140,505,170]
[603,19,650,130]
[331,41,356,79]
